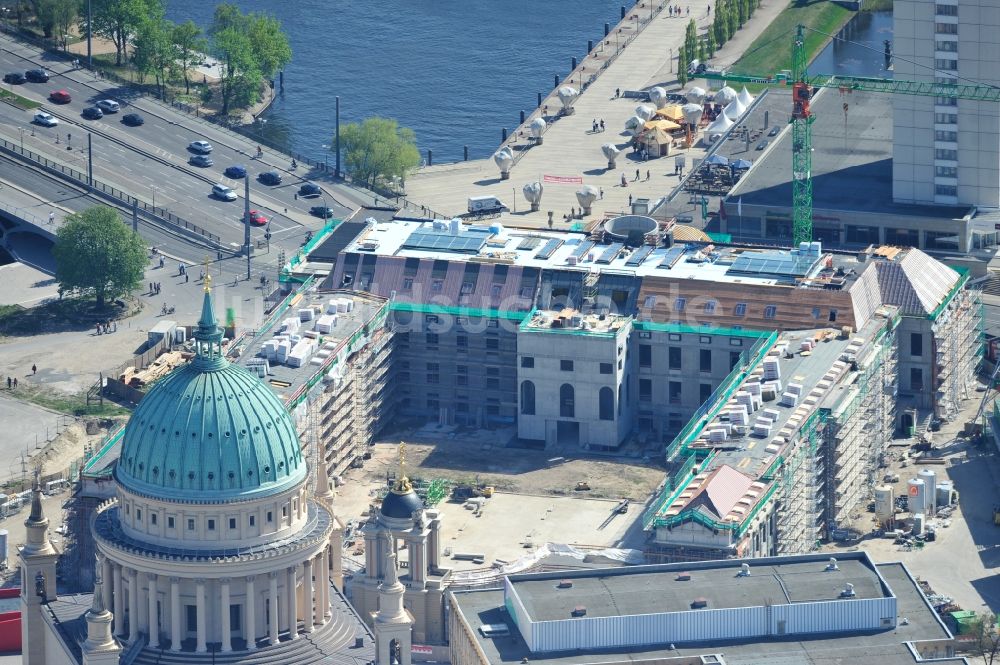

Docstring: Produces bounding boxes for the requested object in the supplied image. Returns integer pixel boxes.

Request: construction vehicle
[575,481,591,491]
[700,25,1000,245]
[450,483,495,501]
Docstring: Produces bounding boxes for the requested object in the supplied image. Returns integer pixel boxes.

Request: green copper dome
[116,289,306,502]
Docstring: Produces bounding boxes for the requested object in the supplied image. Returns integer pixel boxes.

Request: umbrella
[643,118,681,132]
[705,154,729,166]
[731,159,753,170]
[714,86,737,105]
[685,86,706,102]
[655,104,685,122]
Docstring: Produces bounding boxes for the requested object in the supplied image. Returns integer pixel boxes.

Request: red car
[245,210,267,226]
[49,89,71,104]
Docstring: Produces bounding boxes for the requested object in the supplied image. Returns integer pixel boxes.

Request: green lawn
[729,0,855,77]
[0,89,41,110]
[9,383,131,417]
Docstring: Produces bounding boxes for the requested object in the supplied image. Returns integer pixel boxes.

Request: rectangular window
[700,383,713,403]
[734,303,747,317]
[935,96,957,106]
[639,344,652,368]
[167,516,175,529]
[730,351,742,370]
[829,309,838,322]
[456,375,468,386]
[426,362,439,371]
[668,333,682,342]
[136,509,141,521]
[431,279,443,292]
[188,518,195,531]
[935,166,958,178]
[764,305,777,319]
[427,373,439,383]
[674,297,686,312]
[426,333,438,345]
[426,315,440,324]
[935,4,958,16]
[229,517,237,530]
[668,381,682,404]
[491,284,502,297]
[643,295,657,309]
[935,148,958,160]
[486,366,499,377]
[910,367,924,391]
[249,515,256,527]
[935,22,958,34]
[700,349,712,373]
[486,338,499,350]
[703,300,716,314]
[934,113,957,124]
[699,335,712,344]
[668,347,682,370]
[935,130,958,142]
[600,362,613,374]
[486,377,500,390]
[457,365,468,374]
[282,506,288,518]
[639,331,651,339]
[457,335,468,348]
[267,511,273,523]
[910,333,923,357]
[487,320,498,328]
[460,281,474,295]
[151,513,157,525]
[561,359,574,371]
[402,278,413,290]
[934,59,958,71]
[730,338,743,347]
[521,356,534,368]
[207,519,215,531]
[639,378,652,401]
[935,40,958,52]
[936,184,958,196]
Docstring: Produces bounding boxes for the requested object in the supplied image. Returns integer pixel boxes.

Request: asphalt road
[0,33,353,248]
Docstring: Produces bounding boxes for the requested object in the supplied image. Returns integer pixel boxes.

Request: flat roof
[520,308,632,336]
[450,558,961,665]
[237,289,387,405]
[728,88,971,220]
[511,557,886,622]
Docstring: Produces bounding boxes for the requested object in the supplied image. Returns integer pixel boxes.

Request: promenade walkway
[406,1,716,227]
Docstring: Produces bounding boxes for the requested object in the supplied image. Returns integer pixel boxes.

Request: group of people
[149,282,162,295]
[96,321,116,335]
[666,5,690,16]
[590,118,607,133]
[6,377,17,389]
[620,169,652,186]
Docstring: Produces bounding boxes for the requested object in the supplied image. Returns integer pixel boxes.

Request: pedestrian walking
[159,256,164,269]
[48,211,55,225]
[149,282,153,293]
[707,4,711,15]
[6,377,10,389]
[31,364,36,375]
[185,274,189,283]
[687,6,690,16]
[621,173,628,187]
[615,87,621,98]
[629,194,634,206]
[600,119,605,131]
[646,169,651,180]
[599,187,604,199]
[12,378,16,389]
[634,169,640,181]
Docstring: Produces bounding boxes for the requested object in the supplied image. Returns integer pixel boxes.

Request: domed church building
[20,288,390,665]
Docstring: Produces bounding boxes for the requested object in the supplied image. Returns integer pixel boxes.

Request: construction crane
[701,25,1000,246]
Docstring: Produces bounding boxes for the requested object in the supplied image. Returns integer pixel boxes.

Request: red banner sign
[543,175,584,184]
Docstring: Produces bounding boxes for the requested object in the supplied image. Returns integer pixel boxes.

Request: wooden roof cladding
[636,276,858,333]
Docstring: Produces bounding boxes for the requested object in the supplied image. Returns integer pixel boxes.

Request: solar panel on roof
[535,238,563,259]
[658,246,686,269]
[625,245,654,266]
[727,252,817,278]
[401,229,489,254]
[517,237,542,251]
[572,240,596,258]
[596,243,624,264]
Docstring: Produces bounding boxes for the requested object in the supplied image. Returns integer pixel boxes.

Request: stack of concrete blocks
[315,314,338,333]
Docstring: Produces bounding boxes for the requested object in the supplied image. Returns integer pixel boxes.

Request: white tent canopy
[737,86,754,107]
[707,113,734,133]
[724,98,746,121]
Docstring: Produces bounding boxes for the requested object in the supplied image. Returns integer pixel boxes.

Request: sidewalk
[706,0,793,70]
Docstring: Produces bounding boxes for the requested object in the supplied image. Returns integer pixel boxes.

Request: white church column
[147,574,159,648]
[286,566,298,640]
[245,576,257,650]
[195,579,206,653]
[313,554,324,626]
[127,568,138,642]
[220,578,232,652]
[101,555,113,617]
[113,563,124,638]
[323,545,332,618]
[268,572,279,645]
[170,577,181,651]
[303,558,314,633]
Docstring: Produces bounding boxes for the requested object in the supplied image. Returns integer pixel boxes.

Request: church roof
[115,290,306,502]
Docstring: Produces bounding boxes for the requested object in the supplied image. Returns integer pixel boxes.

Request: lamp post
[86,0,92,68]
[18,127,23,151]
[151,185,157,211]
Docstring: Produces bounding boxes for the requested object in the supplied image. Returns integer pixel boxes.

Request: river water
[811,10,893,78]
[165,0,624,163]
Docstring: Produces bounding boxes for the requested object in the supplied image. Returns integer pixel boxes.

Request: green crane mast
[701,25,1000,245]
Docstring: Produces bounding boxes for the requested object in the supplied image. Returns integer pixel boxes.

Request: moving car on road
[245,210,267,226]
[32,111,58,127]
[96,99,120,113]
[224,164,247,178]
[212,184,237,201]
[258,170,282,185]
[190,154,214,167]
[24,69,49,83]
[188,140,213,154]
[49,89,71,103]
[298,182,321,198]
[122,113,144,126]
[3,72,25,84]
[310,206,335,219]
[82,106,103,120]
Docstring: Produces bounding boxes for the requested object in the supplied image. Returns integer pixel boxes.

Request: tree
[707,32,717,58]
[172,20,206,94]
[209,4,291,115]
[88,0,163,66]
[684,19,698,64]
[31,0,76,40]
[713,1,727,47]
[677,44,689,86]
[697,36,707,63]
[338,117,420,190]
[52,206,147,309]
[133,16,175,97]
[970,613,1000,665]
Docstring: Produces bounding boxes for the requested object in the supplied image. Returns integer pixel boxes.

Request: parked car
[188,140,213,154]
[310,206,335,219]
[122,113,144,126]
[224,164,247,178]
[3,72,25,84]
[298,182,321,198]
[49,89,71,103]
[190,154,214,167]
[24,69,49,83]
[32,111,58,127]
[95,99,120,113]
[82,106,103,120]
[212,184,237,201]
[245,210,267,226]
[755,139,769,151]
[258,170,282,185]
